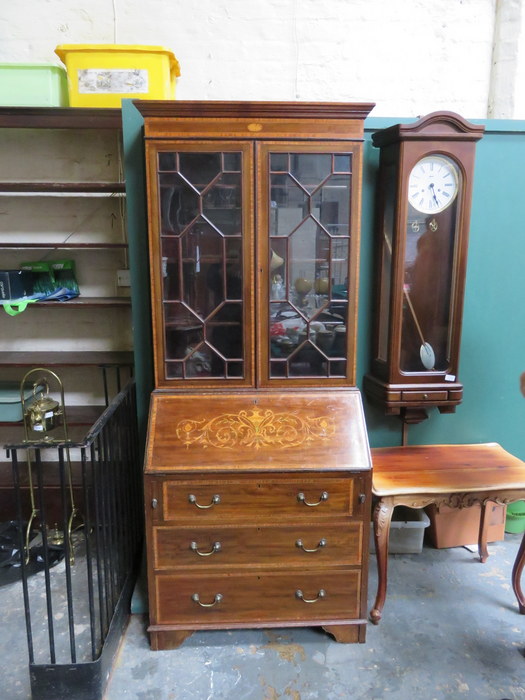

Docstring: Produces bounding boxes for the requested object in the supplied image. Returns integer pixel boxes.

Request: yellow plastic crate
[55,44,180,107]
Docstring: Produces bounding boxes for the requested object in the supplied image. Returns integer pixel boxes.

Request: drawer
[154,569,361,624]
[401,390,449,402]
[153,521,363,569]
[158,475,363,522]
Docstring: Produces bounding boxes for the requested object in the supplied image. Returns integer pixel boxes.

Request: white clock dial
[408,155,459,214]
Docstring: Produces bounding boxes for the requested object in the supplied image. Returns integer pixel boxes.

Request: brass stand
[20,368,84,564]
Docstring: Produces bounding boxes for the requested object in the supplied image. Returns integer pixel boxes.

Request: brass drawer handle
[295,588,327,604]
[191,592,223,607]
[188,494,221,509]
[295,538,327,553]
[297,491,329,507]
[190,541,222,556]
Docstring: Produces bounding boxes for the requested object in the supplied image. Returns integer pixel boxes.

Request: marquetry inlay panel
[176,408,335,450]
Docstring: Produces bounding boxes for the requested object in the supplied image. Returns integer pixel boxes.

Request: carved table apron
[369,443,525,624]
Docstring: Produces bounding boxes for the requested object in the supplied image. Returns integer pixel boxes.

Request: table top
[371,443,525,496]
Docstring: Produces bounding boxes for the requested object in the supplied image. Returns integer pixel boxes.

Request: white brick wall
[1,0,524,118]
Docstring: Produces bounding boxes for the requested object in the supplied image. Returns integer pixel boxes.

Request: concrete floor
[3,533,525,700]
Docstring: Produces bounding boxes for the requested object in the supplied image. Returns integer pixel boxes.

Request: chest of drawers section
[143,389,372,649]
[145,469,371,649]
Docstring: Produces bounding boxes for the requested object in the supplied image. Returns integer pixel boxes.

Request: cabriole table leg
[511,529,525,614]
[478,500,490,563]
[370,497,395,624]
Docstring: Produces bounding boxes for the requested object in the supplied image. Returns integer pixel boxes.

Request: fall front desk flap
[144,389,371,473]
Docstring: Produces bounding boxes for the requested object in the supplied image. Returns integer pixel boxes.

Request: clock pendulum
[382,230,436,371]
[402,284,435,370]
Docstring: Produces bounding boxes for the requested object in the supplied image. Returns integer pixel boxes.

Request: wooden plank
[0,404,105,428]
[0,351,134,366]
[0,106,122,129]
[0,182,125,193]
[22,297,131,307]
[1,242,127,249]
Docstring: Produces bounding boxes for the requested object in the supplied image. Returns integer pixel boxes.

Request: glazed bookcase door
[257,142,362,387]
[146,141,254,388]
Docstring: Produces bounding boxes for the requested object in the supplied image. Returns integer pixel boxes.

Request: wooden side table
[370,443,525,624]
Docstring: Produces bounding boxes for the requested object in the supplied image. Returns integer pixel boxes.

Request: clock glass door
[148,142,254,386]
[258,142,361,384]
[400,155,463,373]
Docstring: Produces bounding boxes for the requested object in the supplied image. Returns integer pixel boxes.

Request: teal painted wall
[123,107,525,461]
[121,100,154,455]
[360,118,525,458]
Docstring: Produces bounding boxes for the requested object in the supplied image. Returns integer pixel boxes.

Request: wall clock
[364,111,485,427]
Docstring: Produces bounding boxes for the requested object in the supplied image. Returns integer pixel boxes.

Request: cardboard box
[425,502,506,549]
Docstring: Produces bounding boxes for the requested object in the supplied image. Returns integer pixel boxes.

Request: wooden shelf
[1,242,127,249]
[0,404,105,429]
[0,106,122,129]
[1,424,96,451]
[0,351,134,367]
[0,105,133,522]
[0,182,125,194]
[20,297,131,308]
[0,454,86,483]
[62,404,106,425]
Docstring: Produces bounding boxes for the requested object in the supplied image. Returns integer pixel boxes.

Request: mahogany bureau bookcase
[134,101,375,649]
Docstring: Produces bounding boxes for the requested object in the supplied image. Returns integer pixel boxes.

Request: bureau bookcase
[135,101,374,649]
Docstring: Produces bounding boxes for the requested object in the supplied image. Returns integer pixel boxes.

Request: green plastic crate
[505,500,525,534]
[0,64,69,107]
[0,381,43,422]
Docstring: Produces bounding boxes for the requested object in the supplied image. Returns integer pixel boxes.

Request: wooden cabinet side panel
[144,476,162,626]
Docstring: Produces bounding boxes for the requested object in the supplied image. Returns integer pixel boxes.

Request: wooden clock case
[364,112,485,424]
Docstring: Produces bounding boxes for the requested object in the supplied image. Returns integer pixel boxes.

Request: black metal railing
[6,380,142,700]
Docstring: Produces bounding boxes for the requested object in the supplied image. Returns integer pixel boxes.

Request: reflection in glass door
[400,156,462,374]
[156,149,245,380]
[267,151,353,378]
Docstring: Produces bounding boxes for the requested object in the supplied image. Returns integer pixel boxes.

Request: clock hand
[429,182,439,206]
